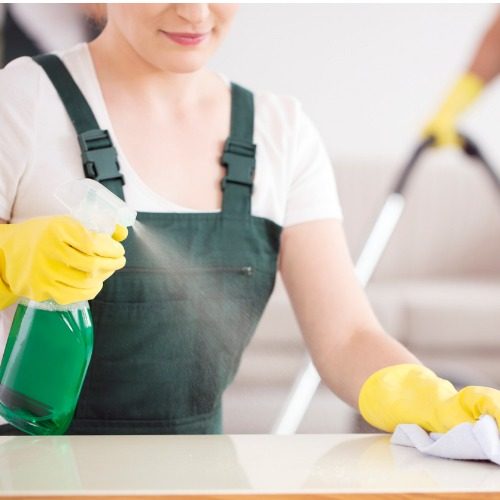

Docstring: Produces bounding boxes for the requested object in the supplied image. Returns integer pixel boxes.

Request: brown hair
[81,3,107,29]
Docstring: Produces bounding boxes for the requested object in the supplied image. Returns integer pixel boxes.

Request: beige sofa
[223,148,500,434]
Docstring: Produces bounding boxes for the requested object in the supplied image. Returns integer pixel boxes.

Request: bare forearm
[280,219,420,409]
[316,326,420,409]
[469,13,500,83]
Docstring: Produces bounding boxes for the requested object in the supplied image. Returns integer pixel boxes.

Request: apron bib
[33,54,282,434]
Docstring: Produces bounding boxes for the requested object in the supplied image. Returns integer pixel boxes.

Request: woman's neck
[88,25,218,111]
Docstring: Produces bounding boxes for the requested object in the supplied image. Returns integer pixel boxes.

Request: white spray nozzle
[55,179,137,234]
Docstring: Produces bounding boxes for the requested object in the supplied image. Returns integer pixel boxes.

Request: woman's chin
[155,54,210,74]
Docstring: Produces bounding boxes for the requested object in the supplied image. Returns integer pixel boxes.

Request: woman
[0,4,499,435]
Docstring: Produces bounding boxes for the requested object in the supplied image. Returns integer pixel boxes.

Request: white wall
[210,4,500,167]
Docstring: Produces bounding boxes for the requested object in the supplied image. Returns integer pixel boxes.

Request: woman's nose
[175,3,210,25]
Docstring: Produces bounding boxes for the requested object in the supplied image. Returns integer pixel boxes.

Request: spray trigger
[55,179,137,234]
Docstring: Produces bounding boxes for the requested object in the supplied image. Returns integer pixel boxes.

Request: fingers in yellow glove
[51,244,125,274]
[437,386,500,431]
[56,220,126,258]
[112,224,128,242]
[45,281,104,306]
[422,73,484,147]
[0,215,127,306]
[39,261,111,304]
[48,261,115,290]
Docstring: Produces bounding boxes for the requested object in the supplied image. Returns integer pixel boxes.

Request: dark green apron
[33,54,282,435]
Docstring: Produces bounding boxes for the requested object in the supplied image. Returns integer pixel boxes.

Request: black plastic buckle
[222,138,256,160]
[221,177,254,192]
[220,138,256,191]
[78,129,124,185]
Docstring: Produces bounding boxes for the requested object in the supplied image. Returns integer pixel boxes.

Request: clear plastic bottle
[0,179,136,435]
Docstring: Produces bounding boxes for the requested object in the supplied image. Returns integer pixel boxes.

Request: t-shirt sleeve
[284,101,343,227]
[0,57,40,221]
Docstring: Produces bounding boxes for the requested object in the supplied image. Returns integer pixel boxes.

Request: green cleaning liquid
[0,299,93,435]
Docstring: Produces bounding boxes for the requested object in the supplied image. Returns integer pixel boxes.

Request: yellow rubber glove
[0,215,126,307]
[358,363,500,433]
[112,224,128,242]
[422,73,484,147]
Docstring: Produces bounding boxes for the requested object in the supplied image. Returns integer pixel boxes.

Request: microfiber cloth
[391,415,500,465]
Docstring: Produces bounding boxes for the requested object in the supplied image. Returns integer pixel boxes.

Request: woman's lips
[162,31,210,46]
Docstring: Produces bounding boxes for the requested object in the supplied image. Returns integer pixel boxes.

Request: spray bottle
[0,179,136,435]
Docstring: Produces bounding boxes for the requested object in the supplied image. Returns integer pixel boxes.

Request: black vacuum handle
[392,137,434,194]
[460,134,500,193]
[392,134,500,195]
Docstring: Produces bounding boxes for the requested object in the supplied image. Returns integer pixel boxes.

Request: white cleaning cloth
[391,415,500,465]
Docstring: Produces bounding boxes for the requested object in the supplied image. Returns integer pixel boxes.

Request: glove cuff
[440,72,484,118]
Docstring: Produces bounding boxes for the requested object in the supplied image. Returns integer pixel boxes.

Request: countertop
[2,433,500,498]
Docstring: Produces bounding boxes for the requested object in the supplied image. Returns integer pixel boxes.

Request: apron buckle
[221,176,254,192]
[79,129,125,185]
[221,139,256,192]
[222,138,256,159]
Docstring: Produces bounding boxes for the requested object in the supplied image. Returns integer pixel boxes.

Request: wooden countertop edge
[3,494,500,499]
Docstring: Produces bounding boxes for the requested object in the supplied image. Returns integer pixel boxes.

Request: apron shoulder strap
[221,83,256,217]
[32,54,125,200]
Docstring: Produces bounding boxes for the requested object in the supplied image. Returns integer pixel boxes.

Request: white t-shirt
[0,42,342,227]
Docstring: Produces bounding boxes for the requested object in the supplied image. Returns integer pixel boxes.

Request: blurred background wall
[210,4,498,169]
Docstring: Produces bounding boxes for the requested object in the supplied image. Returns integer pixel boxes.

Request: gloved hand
[0,215,127,308]
[358,363,500,433]
[422,73,484,147]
